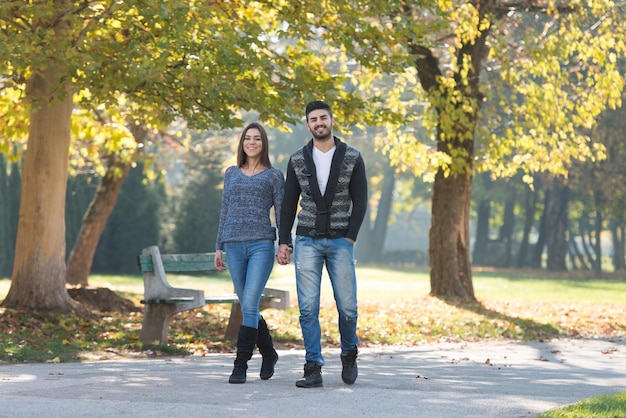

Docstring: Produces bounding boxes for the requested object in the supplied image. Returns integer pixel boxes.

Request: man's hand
[276,244,293,265]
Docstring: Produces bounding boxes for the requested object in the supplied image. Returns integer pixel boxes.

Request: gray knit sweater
[215,166,284,251]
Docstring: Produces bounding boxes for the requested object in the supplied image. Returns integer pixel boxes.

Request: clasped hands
[276,244,292,265]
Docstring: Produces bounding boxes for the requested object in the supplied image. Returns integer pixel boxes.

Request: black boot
[295,361,323,388]
[341,348,358,384]
[257,318,279,380]
[229,325,258,384]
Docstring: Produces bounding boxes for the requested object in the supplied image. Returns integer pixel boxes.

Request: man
[277,100,368,388]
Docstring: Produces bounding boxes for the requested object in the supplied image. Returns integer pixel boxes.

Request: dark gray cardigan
[279,136,367,244]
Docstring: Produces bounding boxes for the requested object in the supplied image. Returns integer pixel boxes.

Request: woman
[214,122,284,384]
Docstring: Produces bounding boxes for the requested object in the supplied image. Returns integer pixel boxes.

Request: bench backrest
[138,252,224,273]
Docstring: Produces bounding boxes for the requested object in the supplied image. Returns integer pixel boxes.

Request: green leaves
[485,1,625,178]
[2,0,355,133]
[2,0,624,181]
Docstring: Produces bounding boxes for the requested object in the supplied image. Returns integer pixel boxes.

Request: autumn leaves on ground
[0,266,625,363]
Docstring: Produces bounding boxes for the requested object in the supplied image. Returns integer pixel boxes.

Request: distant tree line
[0,156,20,278]
[2,94,625,279]
[471,96,626,275]
[0,150,222,277]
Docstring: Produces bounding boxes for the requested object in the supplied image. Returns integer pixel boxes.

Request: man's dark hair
[305,100,332,121]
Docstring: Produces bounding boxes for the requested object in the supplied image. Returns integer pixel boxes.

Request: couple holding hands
[214,100,367,388]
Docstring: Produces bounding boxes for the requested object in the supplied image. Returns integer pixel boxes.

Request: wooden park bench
[137,245,290,345]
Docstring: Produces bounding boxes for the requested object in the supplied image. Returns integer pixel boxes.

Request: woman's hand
[276,244,293,265]
[214,250,226,270]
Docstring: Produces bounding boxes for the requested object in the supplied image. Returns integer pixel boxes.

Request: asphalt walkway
[1,338,625,417]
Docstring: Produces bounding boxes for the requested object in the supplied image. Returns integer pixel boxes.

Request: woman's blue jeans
[224,240,275,328]
[294,235,358,365]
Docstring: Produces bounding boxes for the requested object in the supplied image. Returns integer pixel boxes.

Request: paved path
[1,338,625,417]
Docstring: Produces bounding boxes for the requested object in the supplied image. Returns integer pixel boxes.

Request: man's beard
[311,127,332,141]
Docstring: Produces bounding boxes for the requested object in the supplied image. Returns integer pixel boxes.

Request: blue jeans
[224,240,275,328]
[294,235,358,365]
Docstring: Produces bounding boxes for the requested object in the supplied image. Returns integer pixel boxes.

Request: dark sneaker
[295,361,323,388]
[341,348,358,384]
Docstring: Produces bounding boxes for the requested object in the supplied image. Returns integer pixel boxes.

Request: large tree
[304,1,625,301]
[0,1,359,310]
[4,1,76,309]
[410,2,621,300]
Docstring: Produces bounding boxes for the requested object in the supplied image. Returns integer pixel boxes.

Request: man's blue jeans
[224,240,275,328]
[294,235,358,365]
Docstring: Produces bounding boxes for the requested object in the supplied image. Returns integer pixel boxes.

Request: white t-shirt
[312,145,336,195]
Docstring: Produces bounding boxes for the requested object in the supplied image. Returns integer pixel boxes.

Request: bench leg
[140,305,175,345]
[224,302,243,341]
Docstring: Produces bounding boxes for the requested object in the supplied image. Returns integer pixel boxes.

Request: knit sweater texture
[279,136,367,244]
[215,166,284,251]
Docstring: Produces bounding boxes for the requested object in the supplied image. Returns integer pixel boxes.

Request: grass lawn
[82,263,626,303]
[537,392,626,417]
[0,265,625,364]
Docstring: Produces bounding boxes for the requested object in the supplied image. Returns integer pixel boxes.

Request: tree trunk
[2,69,76,310]
[0,156,10,277]
[568,235,591,270]
[370,166,394,263]
[610,221,625,271]
[66,153,134,286]
[516,181,538,268]
[498,182,517,267]
[546,178,568,271]
[472,172,491,266]
[578,215,597,268]
[66,121,146,286]
[531,189,549,269]
[355,165,395,264]
[591,190,603,277]
[429,169,475,301]
[354,203,374,262]
[409,9,488,301]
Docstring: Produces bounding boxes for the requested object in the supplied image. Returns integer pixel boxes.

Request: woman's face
[243,128,263,160]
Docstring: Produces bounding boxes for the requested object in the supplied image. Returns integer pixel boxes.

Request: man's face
[306,109,333,141]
